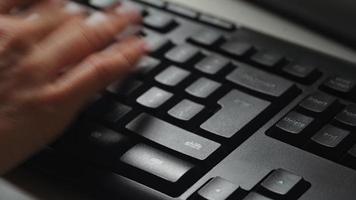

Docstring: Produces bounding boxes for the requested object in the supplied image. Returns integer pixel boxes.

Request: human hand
[0,0,146,174]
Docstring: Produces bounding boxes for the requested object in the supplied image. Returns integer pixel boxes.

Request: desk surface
[2,0,356,199]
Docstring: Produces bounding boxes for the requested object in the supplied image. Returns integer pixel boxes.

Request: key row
[188,28,322,85]
[137,0,236,30]
[189,169,310,200]
[155,43,301,101]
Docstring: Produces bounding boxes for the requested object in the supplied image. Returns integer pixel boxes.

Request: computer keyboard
[29,0,356,199]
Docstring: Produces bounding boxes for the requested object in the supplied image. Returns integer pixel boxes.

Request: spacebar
[201,90,271,138]
[126,113,221,160]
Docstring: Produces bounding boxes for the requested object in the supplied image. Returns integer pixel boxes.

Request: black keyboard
[28,0,356,200]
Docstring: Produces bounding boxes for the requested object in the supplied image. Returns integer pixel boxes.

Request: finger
[0,0,37,13]
[0,3,85,71]
[21,4,142,80]
[43,37,147,105]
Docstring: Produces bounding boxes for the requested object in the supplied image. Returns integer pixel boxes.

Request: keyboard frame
[27,1,356,200]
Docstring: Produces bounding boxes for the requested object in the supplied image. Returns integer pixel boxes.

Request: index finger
[0,0,37,13]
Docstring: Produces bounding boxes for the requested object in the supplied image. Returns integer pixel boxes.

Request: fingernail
[136,38,151,53]
[85,12,109,27]
[115,2,142,23]
[89,0,119,8]
[116,25,142,41]
[64,2,86,14]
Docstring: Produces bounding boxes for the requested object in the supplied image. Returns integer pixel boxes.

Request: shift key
[126,114,221,160]
[201,90,270,138]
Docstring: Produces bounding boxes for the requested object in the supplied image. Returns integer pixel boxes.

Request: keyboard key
[168,100,204,121]
[89,0,119,8]
[276,112,314,135]
[335,104,356,127]
[126,113,220,160]
[189,29,224,47]
[299,92,336,114]
[144,11,177,33]
[165,44,200,64]
[121,144,194,183]
[138,0,165,8]
[195,55,229,75]
[260,169,303,196]
[323,76,355,94]
[137,87,173,108]
[167,3,198,19]
[76,124,130,164]
[221,41,253,57]
[186,78,221,98]
[136,56,160,75]
[243,192,273,200]
[144,34,171,53]
[199,14,235,30]
[201,90,270,138]
[250,51,284,68]
[227,66,295,98]
[108,80,142,96]
[155,66,190,86]
[282,63,319,83]
[101,102,131,124]
[311,125,349,148]
[348,145,356,158]
[197,177,239,200]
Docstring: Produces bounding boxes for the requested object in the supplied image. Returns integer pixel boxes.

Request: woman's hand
[0,0,146,174]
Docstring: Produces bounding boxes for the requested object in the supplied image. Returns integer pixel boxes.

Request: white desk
[2,0,356,199]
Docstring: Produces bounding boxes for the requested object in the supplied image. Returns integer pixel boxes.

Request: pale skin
[0,0,147,174]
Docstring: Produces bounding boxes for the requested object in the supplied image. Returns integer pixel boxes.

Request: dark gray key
[227,65,295,98]
[261,169,303,196]
[221,41,252,57]
[85,125,128,150]
[144,34,170,52]
[137,87,173,108]
[311,125,349,148]
[276,112,314,135]
[243,192,273,200]
[136,56,160,74]
[139,0,165,8]
[195,55,229,75]
[348,144,356,158]
[155,66,190,86]
[335,104,356,127]
[167,3,198,18]
[144,12,176,32]
[126,113,220,160]
[165,44,199,64]
[102,102,132,124]
[168,100,204,121]
[323,76,355,93]
[250,51,284,68]
[121,144,194,183]
[186,78,221,98]
[199,14,235,30]
[190,29,223,46]
[197,177,239,200]
[283,63,317,79]
[107,80,142,96]
[299,92,336,113]
[201,90,270,138]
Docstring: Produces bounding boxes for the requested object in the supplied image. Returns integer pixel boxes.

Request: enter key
[201,90,271,138]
